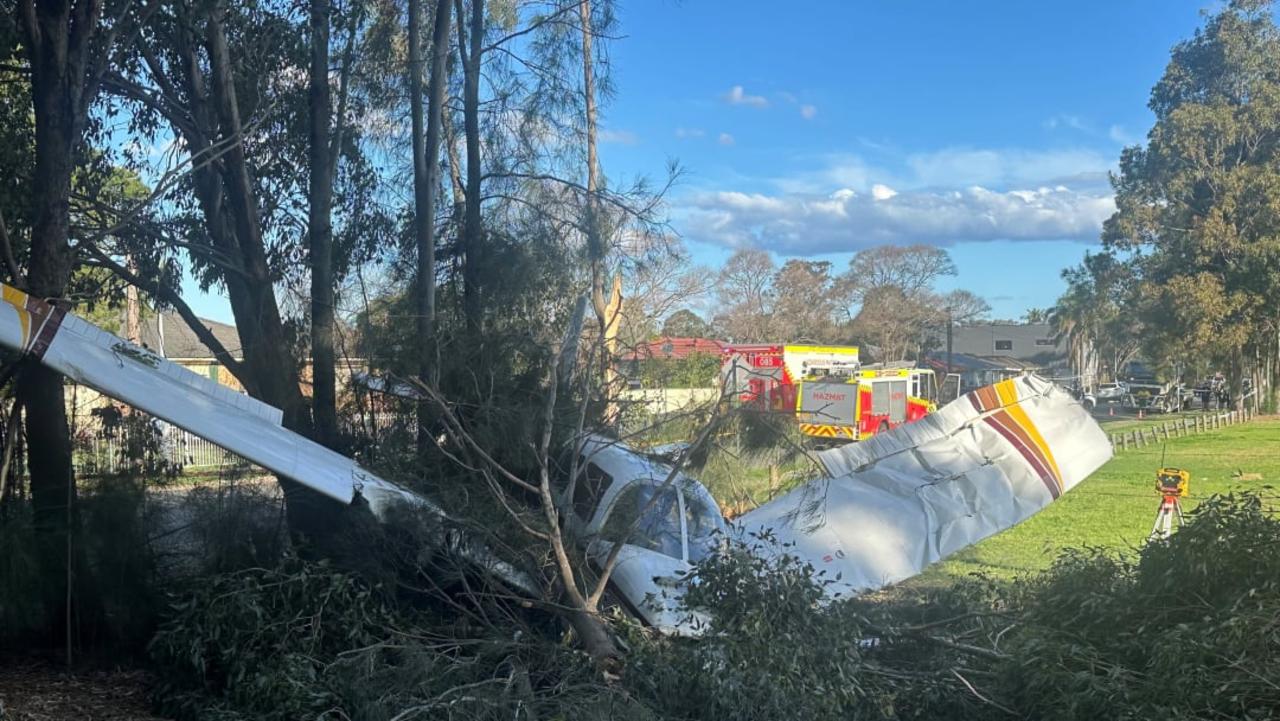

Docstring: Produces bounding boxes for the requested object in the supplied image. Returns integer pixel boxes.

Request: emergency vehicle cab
[720,344,860,412]
[796,365,937,441]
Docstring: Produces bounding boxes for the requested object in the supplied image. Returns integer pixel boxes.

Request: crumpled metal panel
[738,375,1112,597]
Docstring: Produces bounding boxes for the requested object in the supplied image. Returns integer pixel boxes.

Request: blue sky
[590,0,1214,319]
[179,0,1213,324]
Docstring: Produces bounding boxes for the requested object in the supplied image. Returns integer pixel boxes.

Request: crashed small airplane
[0,284,1112,636]
[564,377,1111,631]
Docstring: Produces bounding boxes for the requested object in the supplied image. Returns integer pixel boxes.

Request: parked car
[1095,382,1128,400]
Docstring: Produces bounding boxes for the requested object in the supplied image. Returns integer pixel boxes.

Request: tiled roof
[620,337,725,361]
[136,311,243,360]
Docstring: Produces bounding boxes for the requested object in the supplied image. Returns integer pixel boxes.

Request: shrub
[993,493,1280,720]
[624,533,980,721]
[149,558,650,721]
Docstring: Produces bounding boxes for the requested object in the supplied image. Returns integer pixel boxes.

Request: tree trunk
[204,6,311,435]
[580,0,605,329]
[409,0,452,454]
[198,4,336,542]
[460,0,484,334]
[308,0,338,448]
[21,0,85,651]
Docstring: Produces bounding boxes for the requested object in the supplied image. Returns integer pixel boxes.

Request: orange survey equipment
[1151,467,1190,539]
[796,366,937,441]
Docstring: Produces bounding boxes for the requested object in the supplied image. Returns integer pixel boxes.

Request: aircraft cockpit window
[682,490,723,563]
[600,484,683,559]
[572,462,614,521]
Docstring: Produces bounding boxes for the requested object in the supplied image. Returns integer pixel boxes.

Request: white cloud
[723,85,769,108]
[800,104,818,120]
[905,147,1113,188]
[681,184,1114,255]
[718,132,735,146]
[675,127,706,139]
[770,147,1114,197]
[599,128,638,145]
[870,183,897,200]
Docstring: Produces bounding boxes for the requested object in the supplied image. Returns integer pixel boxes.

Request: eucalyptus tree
[8,0,157,649]
[1105,0,1280,408]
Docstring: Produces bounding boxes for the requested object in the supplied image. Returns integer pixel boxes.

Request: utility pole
[125,255,140,345]
[945,307,953,377]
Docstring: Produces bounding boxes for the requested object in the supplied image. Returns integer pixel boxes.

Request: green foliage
[150,561,401,721]
[0,479,162,653]
[0,510,48,641]
[661,309,711,338]
[993,493,1280,720]
[1102,0,1280,399]
[623,492,1280,721]
[625,535,977,721]
[150,559,647,721]
[78,476,163,647]
[635,351,721,389]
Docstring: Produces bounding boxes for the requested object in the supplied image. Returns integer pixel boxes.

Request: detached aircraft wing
[738,374,1112,596]
[0,284,534,593]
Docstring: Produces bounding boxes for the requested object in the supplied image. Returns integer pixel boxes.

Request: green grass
[915,416,1280,585]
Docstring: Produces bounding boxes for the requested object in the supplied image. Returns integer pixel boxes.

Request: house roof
[620,337,725,361]
[137,311,243,360]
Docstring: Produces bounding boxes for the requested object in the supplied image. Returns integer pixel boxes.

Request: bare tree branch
[81,243,251,388]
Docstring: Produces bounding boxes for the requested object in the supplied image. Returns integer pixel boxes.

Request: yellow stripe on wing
[1,284,31,348]
[994,379,1064,492]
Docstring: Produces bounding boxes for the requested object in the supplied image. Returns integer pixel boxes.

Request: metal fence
[74,424,250,476]
[72,411,414,477]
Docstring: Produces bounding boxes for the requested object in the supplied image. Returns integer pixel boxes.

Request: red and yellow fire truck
[796,366,937,442]
[721,344,860,412]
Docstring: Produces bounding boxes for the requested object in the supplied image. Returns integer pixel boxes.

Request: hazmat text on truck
[796,365,937,441]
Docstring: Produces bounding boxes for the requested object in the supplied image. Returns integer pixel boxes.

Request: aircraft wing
[0,284,535,593]
[737,374,1112,596]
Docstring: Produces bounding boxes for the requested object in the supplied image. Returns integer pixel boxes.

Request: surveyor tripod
[1150,466,1190,540]
[1150,490,1185,539]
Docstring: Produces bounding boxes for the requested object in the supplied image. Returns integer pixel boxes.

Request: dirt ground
[0,659,170,721]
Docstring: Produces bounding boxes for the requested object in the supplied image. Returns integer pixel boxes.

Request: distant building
[618,336,726,362]
[617,337,726,390]
[946,322,1066,368]
[922,353,1041,390]
[925,322,1068,390]
[138,311,245,390]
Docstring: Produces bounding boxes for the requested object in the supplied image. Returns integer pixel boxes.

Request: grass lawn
[913,416,1280,586]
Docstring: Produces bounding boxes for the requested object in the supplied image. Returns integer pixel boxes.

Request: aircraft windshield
[601,484,683,559]
[683,491,723,563]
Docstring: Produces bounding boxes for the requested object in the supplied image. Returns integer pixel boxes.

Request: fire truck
[721,344,860,412]
[796,365,938,442]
